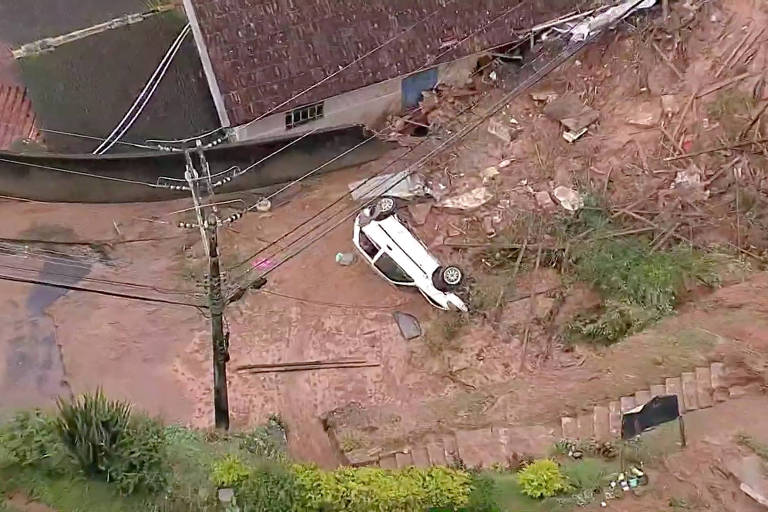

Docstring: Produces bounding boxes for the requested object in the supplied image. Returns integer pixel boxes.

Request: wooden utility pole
[184,149,230,430]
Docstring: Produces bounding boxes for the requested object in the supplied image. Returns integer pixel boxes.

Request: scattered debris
[480,166,500,183]
[727,455,768,507]
[544,94,600,136]
[349,171,426,201]
[530,89,559,103]
[407,201,433,226]
[553,186,584,211]
[393,311,422,340]
[535,190,557,210]
[255,198,272,212]
[439,187,493,212]
[498,159,513,169]
[251,258,275,270]
[335,252,357,266]
[627,101,661,128]
[661,94,681,116]
[570,0,657,42]
[672,165,710,202]
[482,216,497,238]
[487,117,519,143]
[563,127,588,143]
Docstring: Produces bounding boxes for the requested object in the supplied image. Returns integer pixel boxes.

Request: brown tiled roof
[0,85,39,150]
[190,0,584,126]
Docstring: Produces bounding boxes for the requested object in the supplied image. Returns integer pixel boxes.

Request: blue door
[401,68,438,110]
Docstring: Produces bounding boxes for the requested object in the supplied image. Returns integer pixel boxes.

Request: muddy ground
[0,0,767,479]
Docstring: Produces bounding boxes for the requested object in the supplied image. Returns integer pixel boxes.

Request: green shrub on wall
[292,465,472,512]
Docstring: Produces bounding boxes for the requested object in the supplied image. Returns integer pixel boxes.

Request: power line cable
[0,272,203,307]
[229,2,642,290]
[94,24,191,154]
[39,128,164,152]
[0,156,165,188]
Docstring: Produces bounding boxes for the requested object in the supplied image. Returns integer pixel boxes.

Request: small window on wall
[285,102,324,129]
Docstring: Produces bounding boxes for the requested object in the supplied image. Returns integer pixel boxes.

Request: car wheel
[373,197,396,220]
[432,265,464,291]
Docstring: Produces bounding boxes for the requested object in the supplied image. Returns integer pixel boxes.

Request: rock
[439,187,493,212]
[661,94,681,115]
[553,186,584,211]
[627,101,662,128]
[543,94,600,132]
[487,117,517,143]
[480,166,500,183]
[498,159,513,168]
[393,311,422,340]
[408,201,433,226]
[218,488,235,504]
[335,252,357,266]
[535,190,556,210]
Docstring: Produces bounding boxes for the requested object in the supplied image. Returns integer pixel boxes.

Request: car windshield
[375,253,413,284]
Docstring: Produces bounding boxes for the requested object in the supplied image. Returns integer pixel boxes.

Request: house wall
[232,54,481,143]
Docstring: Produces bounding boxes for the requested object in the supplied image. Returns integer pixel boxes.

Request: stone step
[577,413,594,439]
[455,428,501,468]
[608,401,621,438]
[650,383,666,399]
[411,446,430,467]
[395,451,413,468]
[695,366,714,408]
[681,372,699,411]
[634,390,652,406]
[379,454,397,469]
[620,396,636,413]
[593,405,610,440]
[443,435,459,466]
[561,417,578,439]
[665,376,685,413]
[710,362,729,402]
[426,442,447,466]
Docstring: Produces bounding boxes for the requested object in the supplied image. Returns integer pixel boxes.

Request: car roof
[361,215,440,277]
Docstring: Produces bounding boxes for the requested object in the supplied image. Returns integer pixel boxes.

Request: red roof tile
[190,0,585,126]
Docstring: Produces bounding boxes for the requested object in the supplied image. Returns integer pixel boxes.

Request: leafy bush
[211,455,250,488]
[55,390,168,495]
[462,473,501,512]
[237,463,300,512]
[237,416,288,461]
[293,464,472,511]
[569,240,718,343]
[0,410,70,475]
[516,459,566,499]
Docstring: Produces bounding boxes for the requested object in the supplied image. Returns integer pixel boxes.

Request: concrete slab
[562,416,578,439]
[593,406,610,440]
[608,401,622,438]
[395,451,412,468]
[696,366,714,408]
[681,372,699,411]
[650,384,666,399]
[411,446,430,467]
[426,442,447,466]
[577,413,594,439]
[666,377,686,413]
[635,390,652,406]
[379,454,397,469]
[620,396,637,413]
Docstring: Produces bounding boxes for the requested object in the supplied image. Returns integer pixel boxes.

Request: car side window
[375,253,413,284]
[359,231,379,258]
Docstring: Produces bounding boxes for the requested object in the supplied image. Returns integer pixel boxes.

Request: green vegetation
[736,433,768,462]
[516,459,567,499]
[567,238,718,344]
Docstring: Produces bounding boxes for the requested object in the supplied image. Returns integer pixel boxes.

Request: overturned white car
[353,197,468,312]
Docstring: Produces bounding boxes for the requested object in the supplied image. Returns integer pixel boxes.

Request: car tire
[432,265,464,291]
[373,197,397,220]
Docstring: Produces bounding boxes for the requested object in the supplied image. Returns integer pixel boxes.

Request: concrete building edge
[182,0,230,128]
[231,53,482,143]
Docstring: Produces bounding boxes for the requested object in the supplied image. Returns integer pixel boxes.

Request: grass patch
[736,433,768,462]
[423,312,469,354]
